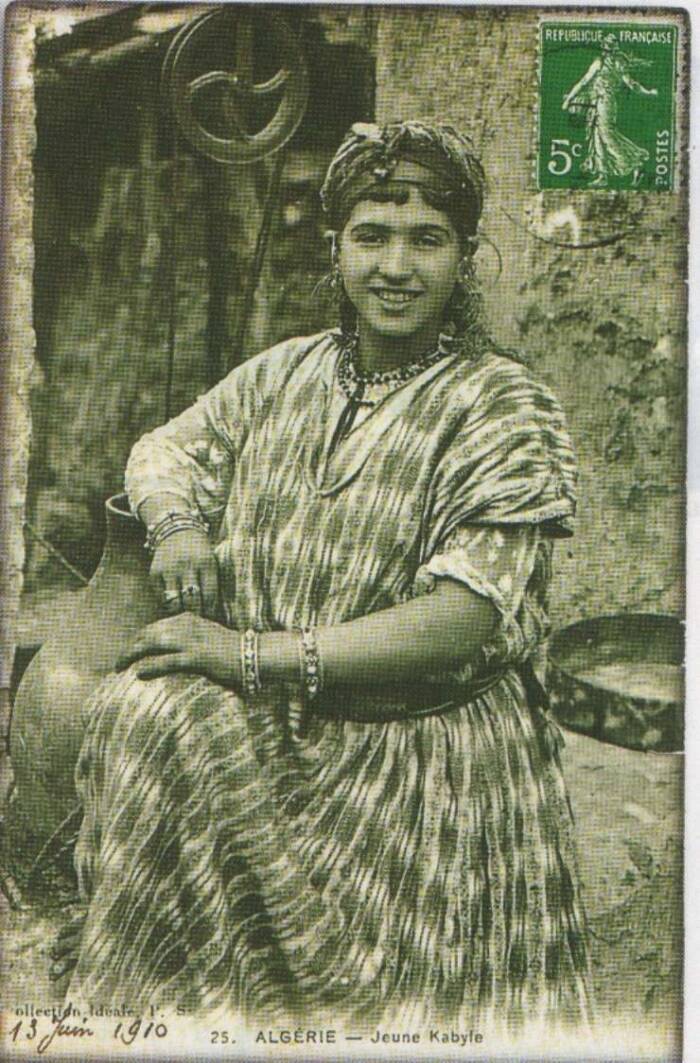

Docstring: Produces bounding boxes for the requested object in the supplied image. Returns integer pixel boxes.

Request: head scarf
[320,120,486,242]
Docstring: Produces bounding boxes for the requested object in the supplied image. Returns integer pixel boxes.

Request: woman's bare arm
[121,579,499,690]
[261,579,498,688]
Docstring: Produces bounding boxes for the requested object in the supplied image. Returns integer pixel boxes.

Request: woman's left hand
[116,613,241,687]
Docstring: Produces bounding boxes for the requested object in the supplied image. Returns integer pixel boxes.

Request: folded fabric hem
[414,550,518,626]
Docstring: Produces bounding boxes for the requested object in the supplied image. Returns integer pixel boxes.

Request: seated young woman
[58,120,593,1033]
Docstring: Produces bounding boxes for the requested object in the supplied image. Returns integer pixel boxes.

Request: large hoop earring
[327,254,357,341]
[311,231,358,342]
[329,262,343,295]
[458,254,479,294]
[442,253,487,357]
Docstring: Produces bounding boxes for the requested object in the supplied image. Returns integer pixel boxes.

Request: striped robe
[68,331,593,1031]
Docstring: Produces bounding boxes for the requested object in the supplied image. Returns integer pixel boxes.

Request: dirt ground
[0,728,683,1043]
[562,730,682,1038]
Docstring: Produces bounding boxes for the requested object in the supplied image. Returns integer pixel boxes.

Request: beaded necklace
[336,333,457,405]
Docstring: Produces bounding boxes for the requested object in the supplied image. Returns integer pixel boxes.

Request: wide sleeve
[416,524,539,620]
[125,371,249,529]
[421,364,577,561]
[414,523,552,672]
[125,332,330,528]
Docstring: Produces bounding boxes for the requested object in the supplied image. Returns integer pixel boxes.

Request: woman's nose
[377,240,413,279]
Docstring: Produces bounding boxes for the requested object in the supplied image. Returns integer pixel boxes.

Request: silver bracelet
[145,510,208,554]
[241,629,262,697]
[299,627,323,701]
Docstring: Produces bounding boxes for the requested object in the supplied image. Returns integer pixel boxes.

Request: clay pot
[8,494,160,841]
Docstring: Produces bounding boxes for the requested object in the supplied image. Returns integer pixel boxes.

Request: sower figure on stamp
[562,33,658,188]
[58,120,595,1032]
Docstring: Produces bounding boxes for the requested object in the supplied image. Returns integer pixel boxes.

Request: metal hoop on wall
[162,8,309,165]
[160,8,310,406]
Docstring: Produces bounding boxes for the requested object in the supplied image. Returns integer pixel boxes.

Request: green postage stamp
[538,20,679,191]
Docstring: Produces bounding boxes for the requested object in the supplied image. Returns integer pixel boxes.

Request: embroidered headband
[320,120,486,239]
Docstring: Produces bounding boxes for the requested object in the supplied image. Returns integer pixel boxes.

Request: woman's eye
[414,234,441,248]
[355,231,384,245]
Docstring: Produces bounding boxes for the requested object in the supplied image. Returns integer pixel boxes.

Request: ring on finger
[182,584,199,598]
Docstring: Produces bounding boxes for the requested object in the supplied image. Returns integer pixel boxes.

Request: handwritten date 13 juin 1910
[8,1004,168,1054]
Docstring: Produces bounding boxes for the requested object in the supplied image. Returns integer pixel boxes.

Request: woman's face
[338,186,463,352]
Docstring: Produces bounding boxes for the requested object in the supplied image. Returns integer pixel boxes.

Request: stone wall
[374,7,686,627]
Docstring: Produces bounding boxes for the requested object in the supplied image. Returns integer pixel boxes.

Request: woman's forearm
[260,580,498,689]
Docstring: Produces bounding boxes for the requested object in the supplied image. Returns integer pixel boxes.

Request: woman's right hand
[150,529,220,619]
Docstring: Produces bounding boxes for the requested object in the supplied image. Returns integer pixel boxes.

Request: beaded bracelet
[241,629,262,697]
[299,627,323,701]
[145,510,209,554]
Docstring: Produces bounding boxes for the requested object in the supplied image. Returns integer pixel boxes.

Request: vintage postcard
[0,2,691,1059]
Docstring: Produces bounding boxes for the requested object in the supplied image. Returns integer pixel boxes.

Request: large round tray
[547,613,683,753]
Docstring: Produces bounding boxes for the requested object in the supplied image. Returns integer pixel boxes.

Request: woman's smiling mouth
[370,288,422,308]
